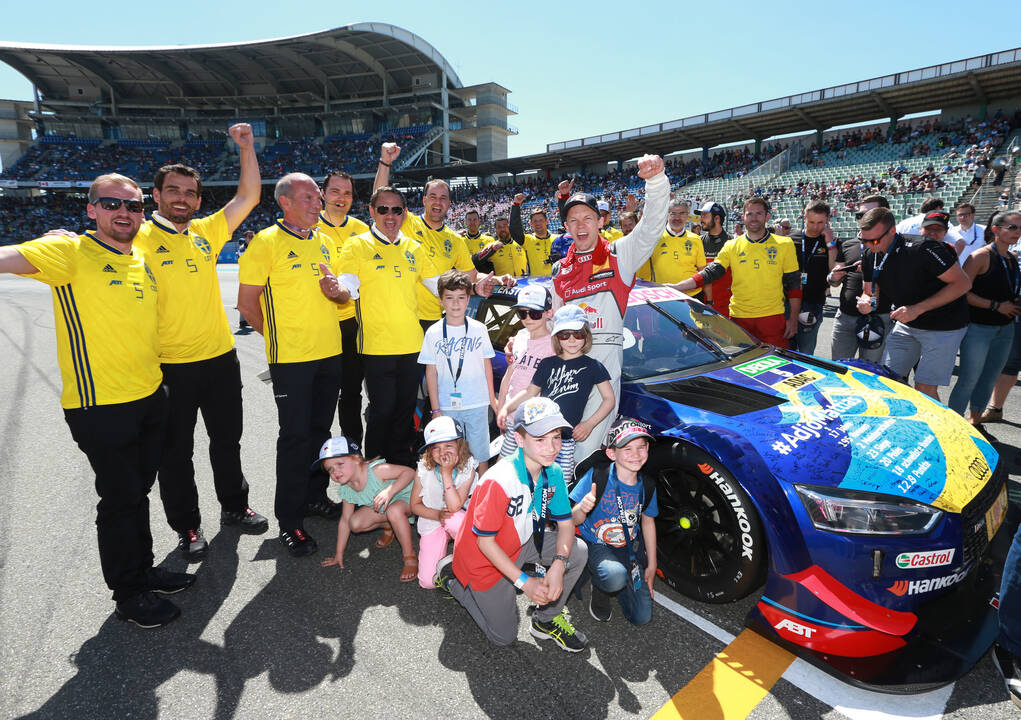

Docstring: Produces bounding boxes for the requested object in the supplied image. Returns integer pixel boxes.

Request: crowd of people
[4,125,1021,698]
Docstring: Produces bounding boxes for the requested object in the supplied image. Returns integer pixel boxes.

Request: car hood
[639,352,998,513]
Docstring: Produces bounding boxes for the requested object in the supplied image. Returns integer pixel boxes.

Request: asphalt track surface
[2,268,1020,720]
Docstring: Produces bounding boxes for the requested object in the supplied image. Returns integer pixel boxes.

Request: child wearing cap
[316,437,419,582]
[496,284,554,458]
[570,417,658,626]
[411,416,479,589]
[435,397,589,651]
[498,304,615,485]
[418,269,498,473]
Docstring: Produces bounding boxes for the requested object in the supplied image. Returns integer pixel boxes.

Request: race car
[470,278,1012,693]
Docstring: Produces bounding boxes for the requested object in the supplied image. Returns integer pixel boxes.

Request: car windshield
[622,299,758,380]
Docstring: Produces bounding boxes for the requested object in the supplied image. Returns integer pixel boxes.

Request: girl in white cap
[411,416,479,588]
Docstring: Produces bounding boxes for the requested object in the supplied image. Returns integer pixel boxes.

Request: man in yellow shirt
[317,170,370,446]
[509,193,556,276]
[637,200,709,297]
[488,217,529,276]
[0,174,194,628]
[598,199,624,241]
[134,123,267,562]
[461,209,493,255]
[238,173,344,557]
[674,196,801,347]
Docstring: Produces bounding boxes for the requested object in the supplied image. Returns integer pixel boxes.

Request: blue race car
[470,278,1011,692]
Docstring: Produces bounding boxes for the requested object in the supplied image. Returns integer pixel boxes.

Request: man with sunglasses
[317,170,370,449]
[829,195,891,362]
[134,123,267,563]
[551,154,670,465]
[238,173,345,557]
[856,208,970,401]
[0,174,195,628]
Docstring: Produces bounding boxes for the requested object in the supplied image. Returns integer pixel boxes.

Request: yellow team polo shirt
[639,229,706,292]
[238,221,342,364]
[402,213,473,321]
[17,232,161,409]
[462,231,494,255]
[714,233,799,318]
[337,227,425,355]
[134,210,233,363]
[491,239,529,276]
[600,226,624,242]
[317,212,370,322]
[523,233,555,277]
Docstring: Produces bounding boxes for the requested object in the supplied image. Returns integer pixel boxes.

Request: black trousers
[157,349,249,533]
[269,353,342,530]
[363,352,419,467]
[64,387,168,601]
[337,318,364,446]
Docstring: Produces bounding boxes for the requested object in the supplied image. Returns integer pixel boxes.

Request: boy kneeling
[436,397,588,651]
[570,418,658,625]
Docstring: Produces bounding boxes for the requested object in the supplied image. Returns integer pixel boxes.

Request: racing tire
[649,443,766,603]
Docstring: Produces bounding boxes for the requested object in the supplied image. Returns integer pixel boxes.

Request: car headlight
[795,484,943,535]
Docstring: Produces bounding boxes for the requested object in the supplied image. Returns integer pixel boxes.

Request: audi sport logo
[895,549,955,570]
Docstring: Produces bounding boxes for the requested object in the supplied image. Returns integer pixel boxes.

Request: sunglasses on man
[373,205,405,215]
[94,197,144,213]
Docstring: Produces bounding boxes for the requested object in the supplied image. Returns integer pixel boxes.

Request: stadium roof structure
[397,47,1021,180]
[0,23,463,113]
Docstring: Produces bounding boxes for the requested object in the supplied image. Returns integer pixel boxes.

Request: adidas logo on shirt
[102,264,116,273]
[287,250,299,259]
[372,253,383,260]
[155,245,170,253]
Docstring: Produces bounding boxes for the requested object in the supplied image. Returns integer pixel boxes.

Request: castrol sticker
[895,549,955,570]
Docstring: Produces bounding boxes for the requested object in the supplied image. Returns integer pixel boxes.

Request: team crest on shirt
[444,238,453,255]
[767,246,778,264]
[684,239,693,252]
[405,250,416,268]
[144,264,158,291]
[192,235,212,258]
[320,244,331,263]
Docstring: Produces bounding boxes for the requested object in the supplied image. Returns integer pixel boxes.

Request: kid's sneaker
[433,554,455,598]
[530,609,588,652]
[589,588,612,622]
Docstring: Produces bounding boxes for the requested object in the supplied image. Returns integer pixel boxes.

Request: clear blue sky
[0,0,1017,157]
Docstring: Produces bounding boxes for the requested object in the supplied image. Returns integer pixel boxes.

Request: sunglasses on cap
[556,330,586,341]
[373,205,405,215]
[94,197,144,213]
[516,308,545,321]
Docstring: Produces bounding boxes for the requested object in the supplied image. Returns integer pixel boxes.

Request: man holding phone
[828,195,891,362]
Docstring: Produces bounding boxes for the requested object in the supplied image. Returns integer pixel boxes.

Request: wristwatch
[552,554,571,570]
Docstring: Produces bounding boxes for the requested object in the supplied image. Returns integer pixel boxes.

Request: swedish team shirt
[401,213,473,321]
[134,210,233,363]
[491,239,529,276]
[462,231,493,255]
[452,448,572,591]
[237,221,342,364]
[638,229,706,289]
[600,226,624,242]
[714,233,799,318]
[317,212,369,322]
[523,233,555,276]
[336,227,425,355]
[16,233,161,409]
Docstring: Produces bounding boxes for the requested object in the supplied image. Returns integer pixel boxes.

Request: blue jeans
[792,302,824,356]
[999,523,1021,657]
[587,542,653,626]
[948,322,1014,415]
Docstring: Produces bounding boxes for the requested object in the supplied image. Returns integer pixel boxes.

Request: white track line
[654,594,953,720]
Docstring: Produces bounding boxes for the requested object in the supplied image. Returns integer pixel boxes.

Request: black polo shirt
[869,234,968,331]
[794,232,831,305]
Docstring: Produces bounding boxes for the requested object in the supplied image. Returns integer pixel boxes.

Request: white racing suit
[551,172,670,464]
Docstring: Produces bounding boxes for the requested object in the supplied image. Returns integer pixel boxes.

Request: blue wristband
[514,571,529,589]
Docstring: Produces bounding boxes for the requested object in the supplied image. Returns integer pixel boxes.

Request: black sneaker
[279,528,317,557]
[433,553,455,598]
[148,566,196,595]
[992,643,1021,708]
[221,506,269,534]
[178,528,208,562]
[530,609,588,652]
[115,591,180,628]
[305,497,343,519]
[589,588,612,622]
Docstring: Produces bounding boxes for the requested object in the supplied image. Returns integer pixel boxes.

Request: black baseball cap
[920,211,950,230]
[561,192,599,222]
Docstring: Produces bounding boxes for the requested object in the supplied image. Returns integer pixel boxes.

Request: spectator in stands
[698,201,732,317]
[317,170,370,446]
[948,202,986,265]
[856,208,970,401]
[238,173,344,557]
[791,200,837,355]
[0,173,194,628]
[948,210,1021,423]
[675,197,801,348]
[136,123,268,563]
[829,195,891,361]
